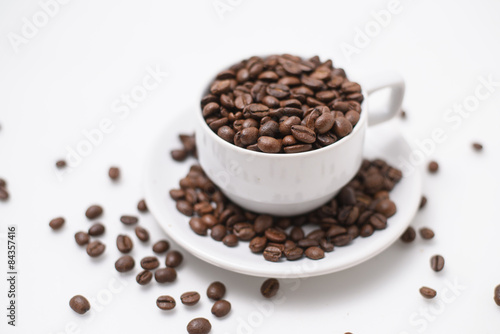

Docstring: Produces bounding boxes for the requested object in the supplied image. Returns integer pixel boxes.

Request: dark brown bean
[494,285,500,306]
[49,217,65,230]
[140,256,159,270]
[400,227,416,243]
[284,247,303,261]
[137,199,148,212]
[187,318,211,334]
[189,217,208,235]
[420,287,437,299]
[176,200,194,216]
[136,270,153,285]
[263,245,282,262]
[55,160,66,168]
[420,227,435,240]
[305,246,324,260]
[156,295,176,310]
[217,126,235,143]
[88,223,105,236]
[207,281,226,300]
[428,161,439,173]
[69,295,90,314]
[117,235,133,253]
[430,255,445,272]
[115,255,135,272]
[264,228,287,243]
[171,149,188,162]
[472,142,483,151]
[120,215,138,225]
[212,300,231,317]
[86,240,105,257]
[291,125,316,144]
[135,226,150,242]
[165,250,183,268]
[152,240,170,253]
[85,205,103,219]
[108,167,120,180]
[211,224,227,241]
[155,267,177,283]
[74,232,90,246]
[261,278,279,298]
[333,117,353,138]
[181,291,201,306]
[315,112,335,134]
[223,234,239,247]
[375,199,397,217]
[249,236,268,253]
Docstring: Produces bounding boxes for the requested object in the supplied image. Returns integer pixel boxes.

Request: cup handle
[363,72,405,126]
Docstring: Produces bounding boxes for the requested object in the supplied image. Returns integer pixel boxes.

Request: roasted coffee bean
[169,189,185,200]
[75,232,90,246]
[156,295,176,310]
[333,117,353,138]
[120,215,138,225]
[306,229,326,241]
[211,224,227,241]
[217,126,235,143]
[472,142,483,151]
[181,291,201,306]
[108,167,120,180]
[207,281,226,300]
[88,223,105,236]
[253,215,273,234]
[136,270,153,285]
[56,160,67,168]
[360,224,374,237]
[165,250,183,268]
[419,196,427,210]
[264,228,286,243]
[49,217,65,230]
[283,144,312,153]
[180,134,196,153]
[305,246,324,260]
[69,295,90,314]
[187,318,211,334]
[419,287,437,299]
[233,223,255,241]
[494,285,500,306]
[263,245,282,262]
[375,199,397,217]
[428,161,439,173]
[152,240,169,253]
[400,227,416,243]
[284,246,303,260]
[135,226,150,242]
[332,234,352,247]
[171,149,188,162]
[257,136,282,153]
[239,127,259,146]
[261,278,279,298]
[319,238,334,252]
[369,213,387,230]
[212,300,231,317]
[85,205,103,219]
[326,225,347,238]
[279,115,301,135]
[289,226,305,241]
[291,125,316,144]
[155,267,177,283]
[223,234,239,247]
[297,238,319,248]
[315,111,335,134]
[87,240,105,257]
[189,217,208,235]
[249,236,267,253]
[137,199,148,212]
[430,255,445,272]
[176,200,194,216]
[141,256,159,270]
[115,255,135,272]
[0,186,8,201]
[267,83,290,99]
[210,117,229,132]
[419,227,435,240]
[117,235,133,253]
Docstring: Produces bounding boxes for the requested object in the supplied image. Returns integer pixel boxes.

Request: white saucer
[144,114,421,278]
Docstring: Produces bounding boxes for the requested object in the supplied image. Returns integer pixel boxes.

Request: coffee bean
[56,160,67,168]
[264,228,286,243]
[283,144,312,153]
[207,281,226,300]
[360,224,374,237]
[257,136,282,153]
[201,214,218,228]
[152,240,169,253]
[472,142,483,151]
[428,161,439,173]
[419,227,435,240]
[217,126,235,143]
[375,199,397,217]
[87,223,105,236]
[116,235,133,253]
[332,234,352,247]
[306,229,326,241]
[249,236,267,253]
[430,255,445,272]
[223,234,238,247]
[267,83,290,99]
[187,318,211,334]
[210,224,227,241]
[155,267,177,283]
[261,278,279,298]
[75,232,90,246]
[0,186,8,201]
[263,245,282,262]
[49,217,65,230]
[369,213,387,230]
[115,255,134,272]
[297,238,319,248]
[171,149,188,161]
[120,215,138,225]
[212,300,231,317]
[305,246,324,260]
[156,295,176,310]
[165,250,183,268]
[419,196,427,210]
[181,291,200,306]
[315,111,335,134]
[319,238,334,252]
[108,167,120,180]
[169,189,185,200]
[134,226,149,242]
[69,295,90,314]
[253,215,273,234]
[85,205,103,219]
[136,270,153,285]
[400,227,416,243]
[291,125,316,144]
[419,287,437,299]
[284,247,303,260]
[176,200,194,216]
[180,134,196,153]
[333,117,353,138]
[86,240,105,257]
[140,256,159,270]
[494,285,500,306]
[289,226,305,241]
[137,199,148,212]
[233,223,255,241]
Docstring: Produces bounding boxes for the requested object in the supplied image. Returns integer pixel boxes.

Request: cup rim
[196,67,368,160]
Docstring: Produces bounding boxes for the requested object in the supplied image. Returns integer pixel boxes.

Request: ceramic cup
[195,67,405,216]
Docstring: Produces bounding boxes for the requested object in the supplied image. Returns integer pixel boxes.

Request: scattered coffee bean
[0,186,8,201]
[120,215,138,225]
[140,256,159,270]
[136,270,153,285]
[261,278,279,298]
[69,295,90,314]
[400,227,416,243]
[74,232,90,246]
[419,227,434,240]
[116,235,133,253]
[428,161,439,173]
[156,295,176,310]
[135,226,150,242]
[419,196,427,210]
[49,217,65,230]
[472,142,483,151]
[212,300,231,317]
[165,250,183,268]
[430,255,445,272]
[152,240,170,253]
[0,179,5,188]
[181,291,200,306]
[187,318,211,334]
[171,149,188,162]
[137,199,148,212]
[88,223,105,236]
[494,285,500,306]
[85,205,103,219]
[155,267,177,283]
[115,255,135,272]
[86,240,105,257]
[207,281,226,300]
[419,287,437,299]
[56,160,67,168]
[108,167,120,180]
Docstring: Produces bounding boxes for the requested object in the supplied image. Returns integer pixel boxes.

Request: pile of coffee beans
[0,178,9,201]
[200,54,363,153]
[170,157,402,262]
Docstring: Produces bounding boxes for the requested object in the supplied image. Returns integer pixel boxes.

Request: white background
[1,0,500,333]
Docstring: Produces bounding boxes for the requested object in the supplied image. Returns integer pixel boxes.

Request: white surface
[1,0,500,333]
[145,112,421,278]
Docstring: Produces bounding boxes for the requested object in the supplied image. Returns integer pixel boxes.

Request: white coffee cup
[195,67,404,216]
